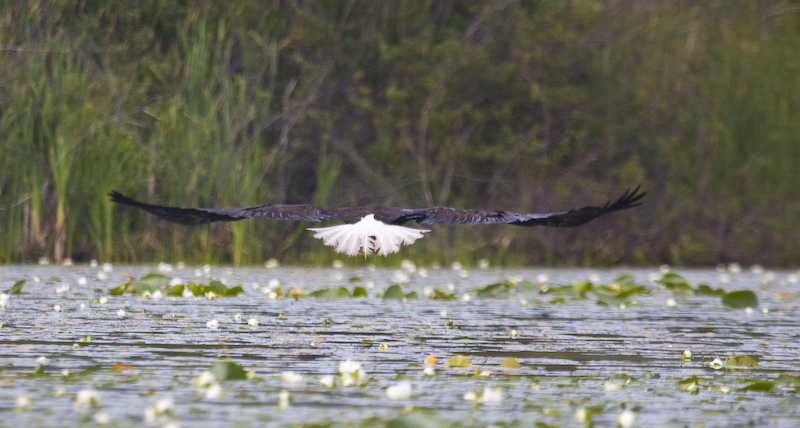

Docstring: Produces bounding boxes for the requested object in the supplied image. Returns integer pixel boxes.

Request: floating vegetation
[310,286,367,299]
[4,279,24,294]
[3,265,798,427]
[725,355,759,368]
[721,290,759,308]
[108,273,244,297]
[444,355,472,368]
[380,284,418,300]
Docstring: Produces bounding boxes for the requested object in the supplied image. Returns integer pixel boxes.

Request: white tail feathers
[308,214,429,257]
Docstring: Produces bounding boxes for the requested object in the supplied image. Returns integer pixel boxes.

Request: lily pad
[130,273,170,294]
[721,290,758,308]
[209,361,248,382]
[382,285,417,300]
[655,272,692,292]
[310,286,352,299]
[4,279,25,294]
[444,355,472,367]
[725,355,758,368]
[500,357,521,368]
[740,380,774,391]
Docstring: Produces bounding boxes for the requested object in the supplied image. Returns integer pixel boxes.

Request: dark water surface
[1,263,799,427]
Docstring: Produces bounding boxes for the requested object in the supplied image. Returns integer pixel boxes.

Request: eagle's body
[109,186,645,256]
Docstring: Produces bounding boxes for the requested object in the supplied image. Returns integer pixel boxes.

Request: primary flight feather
[109,185,645,256]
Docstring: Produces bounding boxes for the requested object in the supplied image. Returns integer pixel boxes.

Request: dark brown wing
[393,185,646,227]
[109,192,336,225]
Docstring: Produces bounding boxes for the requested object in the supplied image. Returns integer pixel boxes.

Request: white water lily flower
[182,287,193,298]
[480,386,502,403]
[278,390,291,408]
[154,397,174,414]
[461,293,472,303]
[151,290,163,300]
[463,386,502,403]
[77,276,87,285]
[338,360,367,386]
[339,360,362,374]
[267,278,281,289]
[618,409,636,428]
[93,411,111,424]
[62,369,70,377]
[320,375,335,388]
[710,358,724,369]
[145,397,175,422]
[96,271,108,281]
[392,271,410,284]
[194,371,216,387]
[15,395,32,410]
[386,381,412,400]
[204,384,224,399]
[281,371,306,385]
[117,309,126,317]
[423,366,435,376]
[683,350,693,360]
[101,262,113,273]
[206,319,219,329]
[603,381,621,391]
[234,314,243,322]
[53,304,63,312]
[98,297,108,304]
[75,389,101,407]
[264,258,280,268]
[248,317,259,327]
[0,293,10,308]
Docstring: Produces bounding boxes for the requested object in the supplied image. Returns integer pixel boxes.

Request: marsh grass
[0,3,798,265]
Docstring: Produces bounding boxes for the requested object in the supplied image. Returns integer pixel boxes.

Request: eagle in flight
[109,186,645,257]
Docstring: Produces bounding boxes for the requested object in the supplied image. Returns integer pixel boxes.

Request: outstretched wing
[109,191,335,225]
[394,185,646,227]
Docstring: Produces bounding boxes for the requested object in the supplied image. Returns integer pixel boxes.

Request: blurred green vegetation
[1,1,798,266]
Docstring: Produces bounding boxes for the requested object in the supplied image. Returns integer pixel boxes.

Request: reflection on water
[1,264,799,426]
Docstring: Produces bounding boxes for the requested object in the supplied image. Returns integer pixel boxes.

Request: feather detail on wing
[308,214,429,256]
[397,185,646,227]
[108,191,334,225]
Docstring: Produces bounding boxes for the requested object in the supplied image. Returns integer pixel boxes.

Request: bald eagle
[109,186,645,256]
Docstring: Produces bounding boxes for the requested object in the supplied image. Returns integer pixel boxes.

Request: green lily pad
[310,286,352,299]
[721,290,758,308]
[740,380,774,391]
[382,284,417,300]
[444,355,472,367]
[4,279,25,294]
[209,361,248,382]
[655,272,692,292]
[131,273,171,294]
[725,355,758,368]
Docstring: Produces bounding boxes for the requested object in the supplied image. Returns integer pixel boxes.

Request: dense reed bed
[1,1,798,266]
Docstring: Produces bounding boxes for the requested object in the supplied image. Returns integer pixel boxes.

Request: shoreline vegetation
[1,2,798,266]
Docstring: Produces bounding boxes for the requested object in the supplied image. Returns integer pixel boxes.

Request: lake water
[1,263,799,427]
